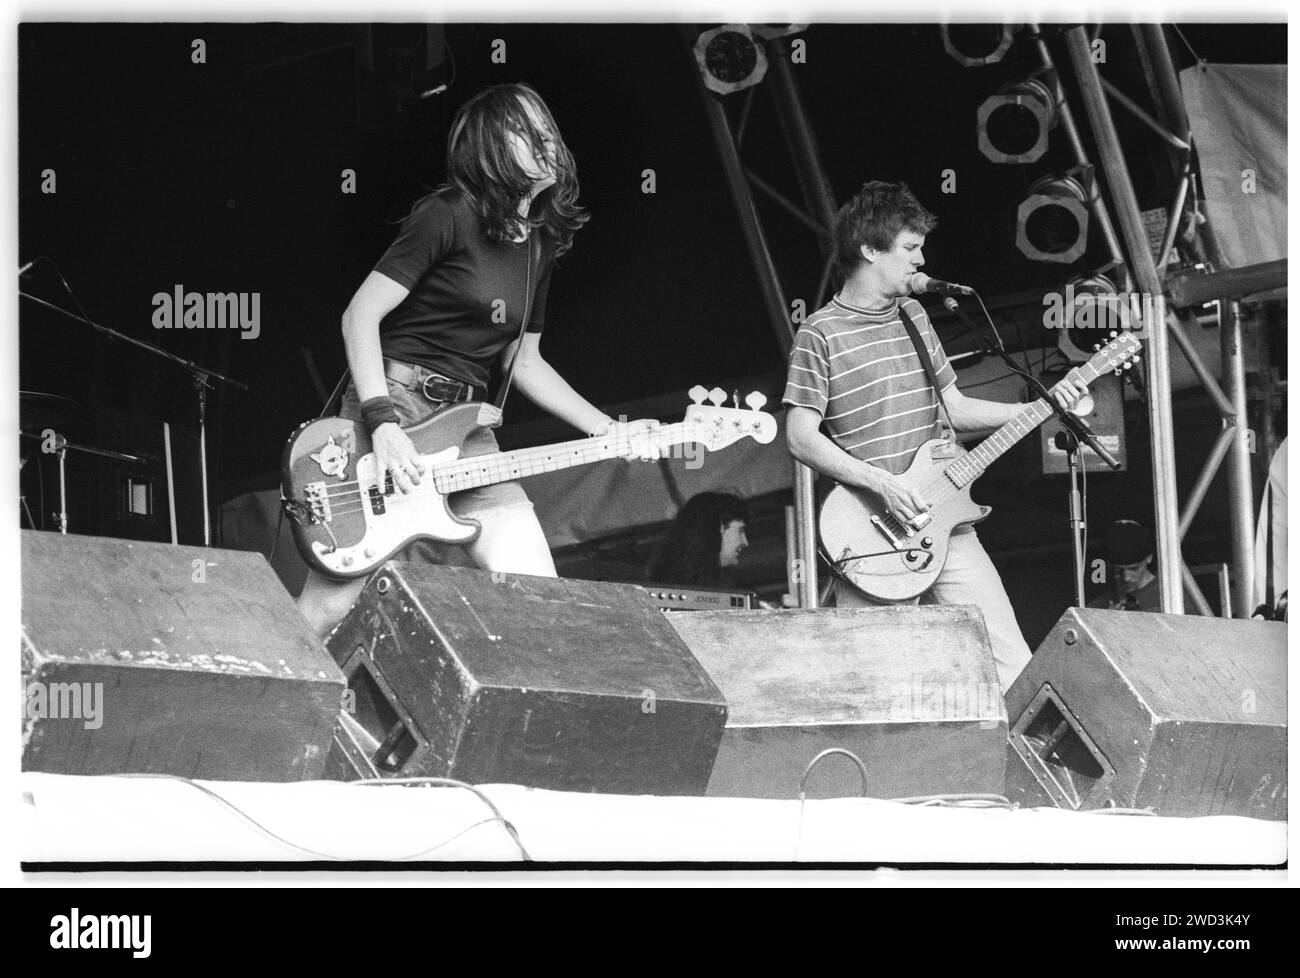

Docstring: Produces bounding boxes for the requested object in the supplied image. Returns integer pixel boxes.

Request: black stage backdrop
[17,23,1287,641]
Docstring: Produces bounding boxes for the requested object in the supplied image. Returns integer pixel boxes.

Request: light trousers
[833,525,1033,693]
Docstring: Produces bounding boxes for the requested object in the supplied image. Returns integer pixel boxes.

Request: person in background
[1088,520,1159,612]
[646,492,750,588]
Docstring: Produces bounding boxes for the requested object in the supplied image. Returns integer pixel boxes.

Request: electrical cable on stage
[891,794,1012,809]
[105,773,530,861]
[353,777,532,860]
[112,773,341,861]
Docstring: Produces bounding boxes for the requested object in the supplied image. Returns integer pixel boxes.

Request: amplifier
[1038,371,1126,474]
[641,584,755,612]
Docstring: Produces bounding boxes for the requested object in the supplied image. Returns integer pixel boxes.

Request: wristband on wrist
[360,396,400,436]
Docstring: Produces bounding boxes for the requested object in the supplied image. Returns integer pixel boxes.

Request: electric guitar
[819,333,1142,602]
[282,385,777,579]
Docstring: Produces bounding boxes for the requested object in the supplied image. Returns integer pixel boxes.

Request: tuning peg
[1124,362,1133,370]
[745,391,767,411]
[1109,330,1118,338]
[688,385,708,405]
[708,387,726,406]
[1093,343,1101,351]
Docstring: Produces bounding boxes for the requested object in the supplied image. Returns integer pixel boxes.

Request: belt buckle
[421,373,458,403]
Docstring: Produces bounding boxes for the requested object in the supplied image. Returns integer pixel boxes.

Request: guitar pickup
[303,482,331,523]
[368,483,386,515]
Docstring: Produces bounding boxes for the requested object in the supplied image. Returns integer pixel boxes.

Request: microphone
[910,272,974,296]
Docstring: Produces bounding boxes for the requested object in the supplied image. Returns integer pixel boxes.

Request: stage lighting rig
[941,23,1016,67]
[1016,168,1095,265]
[978,73,1058,164]
[693,25,768,95]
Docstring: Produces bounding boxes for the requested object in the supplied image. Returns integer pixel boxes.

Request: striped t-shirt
[782,295,957,474]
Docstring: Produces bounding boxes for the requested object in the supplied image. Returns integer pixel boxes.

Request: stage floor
[20,772,1286,866]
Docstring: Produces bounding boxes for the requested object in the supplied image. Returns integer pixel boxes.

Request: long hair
[443,82,588,255]
[834,180,937,278]
[646,492,750,587]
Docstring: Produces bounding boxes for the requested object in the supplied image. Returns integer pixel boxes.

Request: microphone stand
[942,296,1119,609]
[20,290,247,546]
[1054,427,1088,606]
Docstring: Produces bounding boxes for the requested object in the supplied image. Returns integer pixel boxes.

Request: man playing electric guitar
[783,181,1090,693]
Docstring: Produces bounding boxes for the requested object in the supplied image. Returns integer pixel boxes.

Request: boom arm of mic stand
[19,290,248,392]
[943,298,1121,470]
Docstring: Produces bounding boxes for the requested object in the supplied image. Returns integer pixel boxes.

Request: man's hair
[439,82,588,255]
[834,181,937,276]
[646,492,750,587]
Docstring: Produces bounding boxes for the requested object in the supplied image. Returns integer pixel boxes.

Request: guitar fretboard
[943,355,1114,489]
[430,421,695,494]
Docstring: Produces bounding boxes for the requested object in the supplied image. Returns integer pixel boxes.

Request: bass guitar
[819,332,1141,601]
[282,385,776,579]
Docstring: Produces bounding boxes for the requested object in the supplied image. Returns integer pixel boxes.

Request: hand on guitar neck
[591,417,668,462]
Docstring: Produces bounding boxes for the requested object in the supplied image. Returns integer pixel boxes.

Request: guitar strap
[492,232,538,414]
[896,301,956,440]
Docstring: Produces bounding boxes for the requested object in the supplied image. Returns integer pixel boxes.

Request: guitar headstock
[1085,331,1143,378]
[682,385,778,449]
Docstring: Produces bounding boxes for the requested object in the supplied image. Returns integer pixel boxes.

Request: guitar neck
[430,422,695,493]
[944,358,1108,488]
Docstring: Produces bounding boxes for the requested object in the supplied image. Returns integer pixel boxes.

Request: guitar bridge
[872,509,931,549]
[303,482,332,523]
[871,513,907,549]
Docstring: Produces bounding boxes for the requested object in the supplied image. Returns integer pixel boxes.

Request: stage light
[941,24,1016,67]
[978,76,1057,164]
[694,25,768,95]
[1016,169,1093,264]
[1047,268,1136,363]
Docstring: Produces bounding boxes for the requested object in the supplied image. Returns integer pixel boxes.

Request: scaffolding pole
[1140,24,1257,616]
[767,46,842,610]
[681,28,793,360]
[683,27,828,605]
[1221,301,1256,615]
[1065,27,1183,613]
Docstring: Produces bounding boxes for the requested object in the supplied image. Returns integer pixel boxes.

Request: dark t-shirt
[372,190,555,390]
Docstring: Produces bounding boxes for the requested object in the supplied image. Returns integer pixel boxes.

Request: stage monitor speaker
[1006,608,1286,819]
[666,606,1008,800]
[21,530,345,781]
[325,563,728,795]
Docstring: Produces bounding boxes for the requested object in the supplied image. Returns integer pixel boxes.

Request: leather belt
[383,358,480,404]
